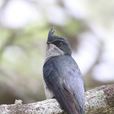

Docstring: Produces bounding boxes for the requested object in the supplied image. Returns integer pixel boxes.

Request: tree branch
[0,84,114,114]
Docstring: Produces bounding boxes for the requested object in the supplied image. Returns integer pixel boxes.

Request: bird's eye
[59,42,63,47]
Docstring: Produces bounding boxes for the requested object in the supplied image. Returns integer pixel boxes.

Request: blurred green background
[0,0,114,104]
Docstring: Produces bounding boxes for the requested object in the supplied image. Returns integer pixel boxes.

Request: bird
[43,28,85,114]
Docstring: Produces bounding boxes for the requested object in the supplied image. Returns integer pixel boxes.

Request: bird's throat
[46,44,64,61]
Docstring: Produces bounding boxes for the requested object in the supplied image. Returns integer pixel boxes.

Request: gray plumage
[43,28,85,114]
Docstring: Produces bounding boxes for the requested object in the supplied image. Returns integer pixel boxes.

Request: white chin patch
[46,44,64,61]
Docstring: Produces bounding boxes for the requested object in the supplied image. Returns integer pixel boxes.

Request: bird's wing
[43,57,85,114]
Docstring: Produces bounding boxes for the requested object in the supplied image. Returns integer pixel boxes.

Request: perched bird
[43,28,85,114]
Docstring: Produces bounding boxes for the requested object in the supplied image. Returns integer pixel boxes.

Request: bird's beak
[47,28,55,43]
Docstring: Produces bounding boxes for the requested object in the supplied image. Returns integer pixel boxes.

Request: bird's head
[46,28,71,58]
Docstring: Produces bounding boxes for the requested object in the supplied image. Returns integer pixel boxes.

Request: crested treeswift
[43,28,85,114]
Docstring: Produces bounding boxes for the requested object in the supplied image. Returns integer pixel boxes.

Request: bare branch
[0,84,114,114]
